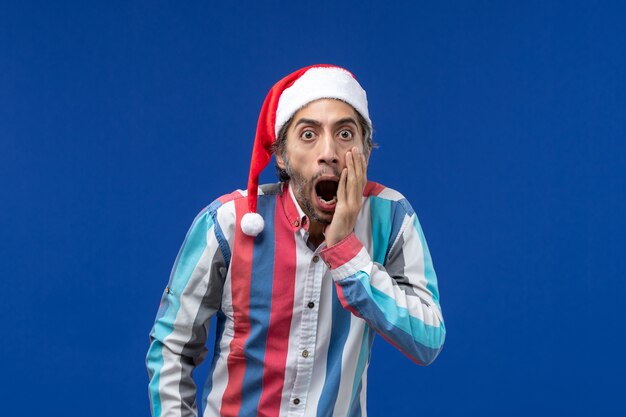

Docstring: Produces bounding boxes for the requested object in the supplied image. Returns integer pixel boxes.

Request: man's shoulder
[205,182,284,213]
[364,181,416,218]
[364,181,408,202]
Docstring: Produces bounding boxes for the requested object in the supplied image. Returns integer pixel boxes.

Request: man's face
[276,98,367,225]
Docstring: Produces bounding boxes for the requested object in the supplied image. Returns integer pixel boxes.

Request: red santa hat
[241,64,371,236]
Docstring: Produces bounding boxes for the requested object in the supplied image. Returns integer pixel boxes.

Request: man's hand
[324,147,367,247]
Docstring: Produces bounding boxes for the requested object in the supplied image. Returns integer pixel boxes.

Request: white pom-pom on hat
[241,64,370,236]
[241,212,265,237]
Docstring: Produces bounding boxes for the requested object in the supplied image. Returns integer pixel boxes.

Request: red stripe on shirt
[257,193,298,416]
[363,181,385,197]
[320,233,364,270]
[220,197,254,417]
[280,182,304,232]
[218,190,244,204]
[335,281,361,318]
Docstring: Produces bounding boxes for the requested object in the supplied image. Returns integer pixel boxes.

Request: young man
[147,64,445,417]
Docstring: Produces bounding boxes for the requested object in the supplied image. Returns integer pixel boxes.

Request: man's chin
[309,206,335,225]
[313,214,333,225]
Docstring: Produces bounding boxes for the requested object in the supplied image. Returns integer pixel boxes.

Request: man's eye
[339,130,353,140]
[301,130,315,140]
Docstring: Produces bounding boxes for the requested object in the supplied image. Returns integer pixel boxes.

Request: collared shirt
[147,181,445,417]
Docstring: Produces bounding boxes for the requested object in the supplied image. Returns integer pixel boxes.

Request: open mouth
[315,178,339,206]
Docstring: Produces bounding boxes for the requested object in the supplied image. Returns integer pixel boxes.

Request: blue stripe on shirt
[238,196,277,417]
[316,284,352,417]
[338,272,444,363]
[413,216,441,309]
[369,197,392,264]
[209,200,231,267]
[387,199,410,258]
[348,325,371,415]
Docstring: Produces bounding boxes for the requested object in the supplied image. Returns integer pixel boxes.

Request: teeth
[319,196,337,204]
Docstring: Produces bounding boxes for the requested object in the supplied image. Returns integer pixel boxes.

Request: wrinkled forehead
[289,98,360,123]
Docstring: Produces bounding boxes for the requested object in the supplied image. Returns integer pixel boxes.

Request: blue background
[2,1,625,416]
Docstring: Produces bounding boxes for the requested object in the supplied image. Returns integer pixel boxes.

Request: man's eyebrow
[293,117,359,128]
[294,118,322,128]
[334,117,358,127]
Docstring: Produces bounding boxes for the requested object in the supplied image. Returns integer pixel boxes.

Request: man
[146,64,445,417]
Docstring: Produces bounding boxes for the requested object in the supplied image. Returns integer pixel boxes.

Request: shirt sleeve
[146,205,228,417]
[319,208,445,366]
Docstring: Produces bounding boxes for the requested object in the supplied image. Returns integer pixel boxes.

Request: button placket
[302,254,325,358]
[289,251,324,414]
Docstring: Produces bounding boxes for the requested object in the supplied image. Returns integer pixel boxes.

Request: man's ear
[275,152,286,170]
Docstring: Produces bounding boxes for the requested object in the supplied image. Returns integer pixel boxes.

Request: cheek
[338,148,353,166]
[352,138,366,153]
[339,141,365,165]
[286,148,313,169]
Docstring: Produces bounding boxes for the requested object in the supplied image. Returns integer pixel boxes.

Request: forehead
[290,98,359,123]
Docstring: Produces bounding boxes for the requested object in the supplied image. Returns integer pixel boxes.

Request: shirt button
[293,398,300,405]
[302,350,309,358]
[326,261,331,268]
[308,301,315,309]
[293,219,300,227]
[312,255,319,263]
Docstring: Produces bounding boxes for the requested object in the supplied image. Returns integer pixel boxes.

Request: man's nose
[316,132,339,165]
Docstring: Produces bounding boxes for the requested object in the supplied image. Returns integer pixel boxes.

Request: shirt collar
[280,181,310,232]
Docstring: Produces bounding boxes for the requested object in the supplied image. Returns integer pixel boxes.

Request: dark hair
[272,104,375,181]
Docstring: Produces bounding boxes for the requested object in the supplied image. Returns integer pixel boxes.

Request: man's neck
[307,221,326,249]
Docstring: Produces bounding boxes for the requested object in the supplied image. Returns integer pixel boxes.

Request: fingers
[346,149,355,202]
[360,150,367,186]
[337,166,348,204]
[353,147,366,190]
[325,148,366,247]
[338,147,367,206]
[347,147,366,200]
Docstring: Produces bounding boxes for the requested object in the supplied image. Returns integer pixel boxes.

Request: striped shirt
[146,181,445,417]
